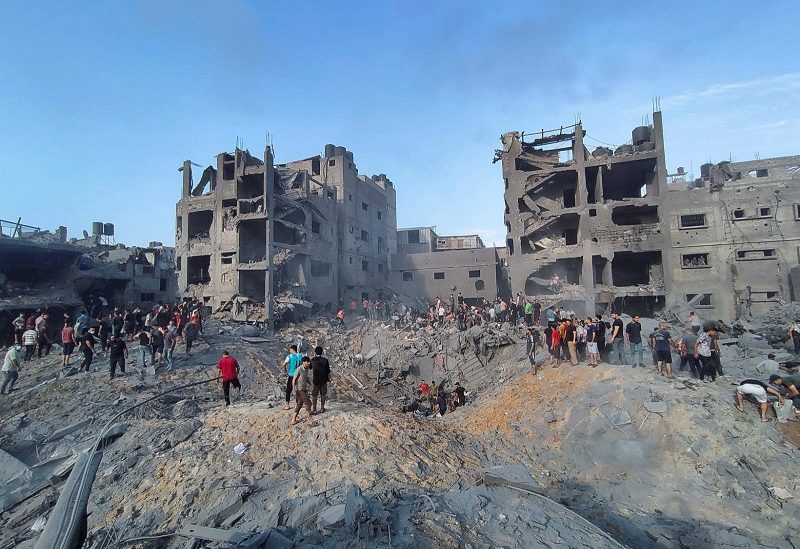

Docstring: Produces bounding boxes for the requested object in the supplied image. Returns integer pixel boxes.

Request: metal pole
[264,145,275,336]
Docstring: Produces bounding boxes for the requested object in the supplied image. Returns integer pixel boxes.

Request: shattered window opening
[686,293,713,307]
[679,213,707,229]
[433,272,445,280]
[402,272,413,281]
[469,270,481,278]
[736,249,776,260]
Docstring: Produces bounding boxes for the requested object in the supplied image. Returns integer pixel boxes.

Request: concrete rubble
[0,309,798,548]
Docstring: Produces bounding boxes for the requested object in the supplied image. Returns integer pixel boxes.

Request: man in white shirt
[1,345,22,395]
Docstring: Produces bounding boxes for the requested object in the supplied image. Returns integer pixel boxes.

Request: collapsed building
[498,112,671,317]
[176,145,397,316]
[0,218,178,315]
[498,111,800,321]
[391,227,507,305]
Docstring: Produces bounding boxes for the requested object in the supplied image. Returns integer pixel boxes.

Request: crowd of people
[0,297,207,394]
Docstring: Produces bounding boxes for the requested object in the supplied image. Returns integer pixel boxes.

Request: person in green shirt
[524,300,534,326]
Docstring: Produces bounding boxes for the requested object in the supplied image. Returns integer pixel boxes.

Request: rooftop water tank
[91,222,103,235]
[592,146,612,158]
[334,146,346,157]
[344,150,353,162]
[700,163,713,179]
[324,144,335,157]
[615,144,634,156]
[632,126,651,145]
[103,223,114,236]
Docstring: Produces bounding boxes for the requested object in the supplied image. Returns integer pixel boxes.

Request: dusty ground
[2,314,800,548]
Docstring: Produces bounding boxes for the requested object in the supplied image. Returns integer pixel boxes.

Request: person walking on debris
[419,379,429,399]
[736,375,784,422]
[291,356,313,425]
[282,344,303,410]
[526,327,540,374]
[184,319,198,355]
[651,322,676,378]
[216,350,241,406]
[22,326,37,363]
[310,346,331,414]
[548,323,562,368]
[790,320,800,354]
[150,325,164,365]
[136,327,152,367]
[586,317,599,367]
[108,334,128,379]
[609,312,625,365]
[1,343,22,395]
[688,311,702,335]
[694,324,718,382]
[79,326,97,373]
[626,315,644,368]
[336,308,346,329]
[35,312,52,358]
[566,319,579,366]
[61,321,76,367]
[13,313,26,345]
[678,329,700,378]
[454,382,466,406]
[710,328,724,377]
[163,324,177,369]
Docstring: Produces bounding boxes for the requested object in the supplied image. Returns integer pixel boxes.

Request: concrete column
[182,161,192,197]
[574,123,588,207]
[653,111,675,305]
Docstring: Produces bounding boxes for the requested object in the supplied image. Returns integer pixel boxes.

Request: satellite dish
[83,230,89,239]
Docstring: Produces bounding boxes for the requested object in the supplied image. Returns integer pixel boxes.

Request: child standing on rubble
[282,344,303,410]
[291,356,313,425]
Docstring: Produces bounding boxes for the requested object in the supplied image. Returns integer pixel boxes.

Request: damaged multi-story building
[176,145,396,316]
[498,110,800,322]
[390,227,506,305]
[498,112,671,317]
[666,155,800,320]
[0,219,178,316]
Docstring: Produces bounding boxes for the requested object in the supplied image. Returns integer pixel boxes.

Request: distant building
[391,226,502,305]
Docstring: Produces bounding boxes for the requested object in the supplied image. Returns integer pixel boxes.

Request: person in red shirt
[217,351,241,406]
[419,379,429,398]
[549,324,562,369]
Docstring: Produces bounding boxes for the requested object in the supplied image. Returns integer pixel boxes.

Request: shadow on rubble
[556,478,785,548]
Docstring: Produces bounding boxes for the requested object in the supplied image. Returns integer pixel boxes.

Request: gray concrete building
[666,155,800,320]
[176,145,396,313]
[498,112,671,317]
[391,227,502,305]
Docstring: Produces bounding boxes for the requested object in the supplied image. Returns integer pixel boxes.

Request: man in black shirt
[626,315,644,368]
[454,382,466,406]
[609,313,626,365]
[565,320,579,366]
[108,334,128,379]
[310,346,331,414]
[595,314,607,363]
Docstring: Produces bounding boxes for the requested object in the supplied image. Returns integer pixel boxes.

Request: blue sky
[2,1,799,247]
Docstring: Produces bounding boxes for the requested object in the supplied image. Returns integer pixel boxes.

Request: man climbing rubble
[1,343,22,395]
[291,356,313,425]
[310,346,331,414]
[282,344,303,410]
[79,326,97,373]
[735,375,784,422]
[217,350,241,406]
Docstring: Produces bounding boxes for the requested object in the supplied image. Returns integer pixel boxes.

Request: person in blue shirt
[282,344,303,410]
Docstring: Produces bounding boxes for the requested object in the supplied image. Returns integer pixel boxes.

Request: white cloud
[660,72,800,108]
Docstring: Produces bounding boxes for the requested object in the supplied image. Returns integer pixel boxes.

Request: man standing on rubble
[1,343,22,395]
[108,334,128,379]
[523,300,533,327]
[586,317,599,367]
[291,356,313,425]
[565,319,579,366]
[163,325,176,369]
[79,326,97,373]
[310,346,331,414]
[282,344,303,410]
[651,322,676,378]
[13,313,25,345]
[694,324,719,382]
[135,327,152,367]
[625,315,644,368]
[21,326,37,363]
[526,327,539,374]
[609,313,625,365]
[61,321,76,367]
[34,312,52,358]
[217,350,241,406]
